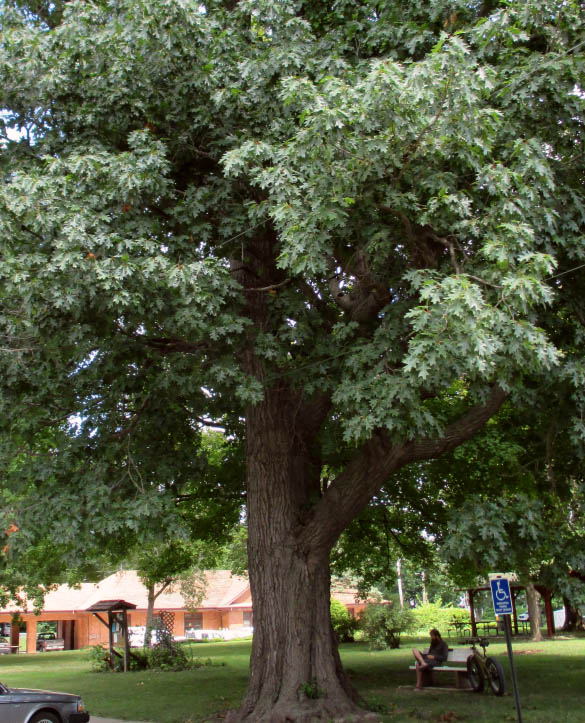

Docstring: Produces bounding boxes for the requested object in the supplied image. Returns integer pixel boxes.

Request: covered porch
[464,583,555,637]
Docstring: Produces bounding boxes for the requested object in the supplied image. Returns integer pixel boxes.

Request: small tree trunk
[562,596,584,631]
[525,582,543,642]
[397,559,404,609]
[144,584,156,648]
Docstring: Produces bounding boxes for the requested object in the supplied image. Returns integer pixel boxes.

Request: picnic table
[447,620,471,637]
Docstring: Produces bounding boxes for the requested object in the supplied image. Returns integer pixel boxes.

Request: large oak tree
[1,1,584,720]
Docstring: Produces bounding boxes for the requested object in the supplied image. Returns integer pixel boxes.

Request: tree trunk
[525,582,543,642]
[397,559,404,609]
[144,584,156,648]
[562,596,584,631]
[226,391,377,723]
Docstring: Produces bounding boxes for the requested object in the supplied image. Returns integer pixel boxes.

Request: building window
[243,611,253,626]
[184,613,203,631]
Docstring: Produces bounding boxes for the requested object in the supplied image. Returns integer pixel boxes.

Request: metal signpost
[489,574,523,723]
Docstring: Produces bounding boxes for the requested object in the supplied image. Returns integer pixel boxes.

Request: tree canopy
[1,1,584,720]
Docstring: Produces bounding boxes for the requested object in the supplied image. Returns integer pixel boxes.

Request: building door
[63,620,76,650]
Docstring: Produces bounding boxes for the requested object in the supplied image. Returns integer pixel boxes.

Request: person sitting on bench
[412,628,449,689]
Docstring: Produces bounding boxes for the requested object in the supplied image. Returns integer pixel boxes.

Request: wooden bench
[409,648,472,689]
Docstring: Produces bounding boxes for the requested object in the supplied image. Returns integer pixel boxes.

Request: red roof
[0,570,251,614]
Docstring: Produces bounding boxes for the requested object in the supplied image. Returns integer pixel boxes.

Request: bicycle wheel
[466,656,485,692]
[486,657,506,696]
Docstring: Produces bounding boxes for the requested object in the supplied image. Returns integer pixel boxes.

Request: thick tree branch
[381,207,453,270]
[403,384,508,462]
[120,330,209,356]
[301,384,508,552]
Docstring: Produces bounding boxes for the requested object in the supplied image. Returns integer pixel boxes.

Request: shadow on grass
[343,634,585,723]
[0,636,584,722]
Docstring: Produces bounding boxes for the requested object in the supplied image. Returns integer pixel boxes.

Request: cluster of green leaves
[223,2,584,441]
[330,598,359,642]
[410,601,470,635]
[358,599,415,649]
[433,400,585,612]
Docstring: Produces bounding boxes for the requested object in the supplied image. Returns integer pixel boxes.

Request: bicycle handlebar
[463,637,489,648]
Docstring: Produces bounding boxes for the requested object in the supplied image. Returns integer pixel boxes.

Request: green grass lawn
[1,635,584,722]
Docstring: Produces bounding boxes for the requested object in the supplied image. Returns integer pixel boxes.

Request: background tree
[437,404,585,640]
[132,539,212,647]
[336,399,585,638]
[1,1,584,720]
[1,424,243,617]
[358,599,414,650]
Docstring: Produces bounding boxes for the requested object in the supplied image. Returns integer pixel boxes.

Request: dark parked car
[0,681,89,723]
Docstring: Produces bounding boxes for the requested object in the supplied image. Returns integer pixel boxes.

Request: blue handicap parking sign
[490,577,513,615]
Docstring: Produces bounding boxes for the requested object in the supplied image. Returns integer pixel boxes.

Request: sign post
[489,574,523,723]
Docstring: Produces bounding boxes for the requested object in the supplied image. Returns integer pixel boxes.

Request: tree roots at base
[224,700,382,723]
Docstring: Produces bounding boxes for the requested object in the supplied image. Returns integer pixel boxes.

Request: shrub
[86,644,149,672]
[330,599,358,642]
[127,648,150,671]
[410,601,470,635]
[86,641,224,673]
[359,600,414,650]
[86,644,109,672]
[148,628,189,671]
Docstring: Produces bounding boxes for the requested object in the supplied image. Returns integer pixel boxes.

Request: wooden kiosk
[86,599,137,671]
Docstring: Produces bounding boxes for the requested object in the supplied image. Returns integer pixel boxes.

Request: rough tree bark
[525,582,543,642]
[229,390,373,722]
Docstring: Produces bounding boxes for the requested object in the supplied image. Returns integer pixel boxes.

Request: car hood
[6,687,80,702]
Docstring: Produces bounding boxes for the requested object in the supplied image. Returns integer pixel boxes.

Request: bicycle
[463,637,506,696]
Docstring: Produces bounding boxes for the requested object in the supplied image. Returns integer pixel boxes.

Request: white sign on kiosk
[489,573,514,616]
